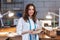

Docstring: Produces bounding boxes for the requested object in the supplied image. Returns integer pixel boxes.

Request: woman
[16,4,42,40]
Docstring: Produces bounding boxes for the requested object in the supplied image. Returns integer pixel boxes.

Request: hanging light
[8,11,14,17]
[0,14,3,18]
[46,14,52,19]
[46,12,52,19]
[0,11,14,27]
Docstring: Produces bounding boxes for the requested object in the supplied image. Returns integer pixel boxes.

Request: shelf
[1,7,23,10]
[2,2,24,4]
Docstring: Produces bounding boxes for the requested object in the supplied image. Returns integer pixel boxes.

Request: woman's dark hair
[23,3,37,23]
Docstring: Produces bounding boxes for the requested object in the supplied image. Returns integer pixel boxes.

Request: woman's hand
[29,30,33,34]
[28,30,37,34]
[22,30,31,35]
[31,31,37,34]
[30,29,44,34]
[29,30,40,34]
[22,30,34,35]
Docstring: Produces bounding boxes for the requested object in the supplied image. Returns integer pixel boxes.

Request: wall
[1,0,60,19]
[24,0,60,19]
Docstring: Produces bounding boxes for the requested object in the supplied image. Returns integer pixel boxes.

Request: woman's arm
[30,19,43,34]
[16,18,23,35]
[22,30,33,35]
[16,18,34,35]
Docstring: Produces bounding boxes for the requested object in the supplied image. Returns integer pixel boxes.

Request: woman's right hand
[29,30,33,34]
[29,30,38,34]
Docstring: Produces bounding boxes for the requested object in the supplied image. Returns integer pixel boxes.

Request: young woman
[16,3,42,40]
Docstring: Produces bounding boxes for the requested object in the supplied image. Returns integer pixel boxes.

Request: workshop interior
[0,0,60,40]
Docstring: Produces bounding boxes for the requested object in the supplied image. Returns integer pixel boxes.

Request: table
[0,27,22,40]
[0,33,22,40]
[7,35,22,40]
[39,27,60,40]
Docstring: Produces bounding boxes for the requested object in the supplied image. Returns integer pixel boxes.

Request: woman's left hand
[30,31,40,34]
[32,31,37,34]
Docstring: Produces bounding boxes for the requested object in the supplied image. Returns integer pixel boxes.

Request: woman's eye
[28,9,34,10]
[33,9,34,10]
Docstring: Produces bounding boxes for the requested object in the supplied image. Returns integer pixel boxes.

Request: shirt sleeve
[16,18,23,35]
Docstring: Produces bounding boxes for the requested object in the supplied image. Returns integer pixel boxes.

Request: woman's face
[28,6,34,17]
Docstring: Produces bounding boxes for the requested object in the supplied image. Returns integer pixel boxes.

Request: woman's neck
[29,16,32,19]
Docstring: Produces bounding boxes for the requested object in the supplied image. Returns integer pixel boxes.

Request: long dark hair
[23,4,37,23]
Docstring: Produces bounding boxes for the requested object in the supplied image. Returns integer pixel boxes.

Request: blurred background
[0,0,60,27]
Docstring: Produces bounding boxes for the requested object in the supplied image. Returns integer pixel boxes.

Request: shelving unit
[1,0,24,13]
[0,0,24,26]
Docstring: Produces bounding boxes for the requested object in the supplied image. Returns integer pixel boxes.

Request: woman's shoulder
[19,17,25,22]
[18,17,27,23]
[19,17,24,21]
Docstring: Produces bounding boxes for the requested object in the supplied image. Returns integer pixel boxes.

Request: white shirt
[16,17,42,40]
